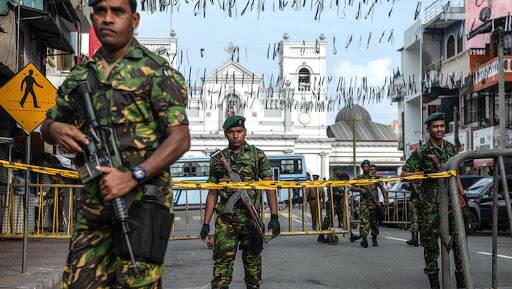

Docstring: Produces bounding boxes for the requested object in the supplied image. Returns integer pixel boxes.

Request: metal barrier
[382,189,410,227]
[171,184,351,241]
[442,150,512,289]
[1,183,80,239]
[0,163,456,241]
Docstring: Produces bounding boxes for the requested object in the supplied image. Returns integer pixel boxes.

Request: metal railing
[442,150,512,289]
[171,184,351,241]
[424,0,464,25]
[1,182,353,241]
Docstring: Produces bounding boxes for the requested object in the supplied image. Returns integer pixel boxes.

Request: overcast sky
[136,0,420,125]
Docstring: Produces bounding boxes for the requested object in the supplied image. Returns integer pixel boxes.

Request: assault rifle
[210,149,269,243]
[74,84,140,277]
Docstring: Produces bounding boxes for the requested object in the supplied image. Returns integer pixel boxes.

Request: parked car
[465,177,512,234]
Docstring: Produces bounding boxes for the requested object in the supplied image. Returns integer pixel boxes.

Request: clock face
[298,113,311,125]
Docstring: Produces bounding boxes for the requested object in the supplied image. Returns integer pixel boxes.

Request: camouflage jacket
[208,142,272,214]
[403,139,457,203]
[46,39,188,209]
[356,172,379,203]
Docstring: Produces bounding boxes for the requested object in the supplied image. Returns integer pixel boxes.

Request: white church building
[137,33,404,178]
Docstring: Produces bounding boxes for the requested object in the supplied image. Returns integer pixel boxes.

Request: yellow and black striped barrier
[1,160,457,189]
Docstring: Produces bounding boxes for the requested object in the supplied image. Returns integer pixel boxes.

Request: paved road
[2,206,511,289]
[163,226,512,289]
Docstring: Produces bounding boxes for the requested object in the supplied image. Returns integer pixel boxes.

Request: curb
[8,271,62,289]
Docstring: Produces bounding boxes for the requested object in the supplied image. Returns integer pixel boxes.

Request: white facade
[102,33,403,178]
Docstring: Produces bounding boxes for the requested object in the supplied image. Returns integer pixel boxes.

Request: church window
[298,68,311,91]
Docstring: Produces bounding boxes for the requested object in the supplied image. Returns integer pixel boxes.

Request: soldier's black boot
[455,272,466,288]
[350,235,361,243]
[372,235,378,247]
[427,273,440,289]
[360,236,368,248]
[406,232,419,246]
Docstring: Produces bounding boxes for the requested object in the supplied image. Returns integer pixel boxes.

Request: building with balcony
[393,0,512,173]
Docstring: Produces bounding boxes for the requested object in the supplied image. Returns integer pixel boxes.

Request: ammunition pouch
[114,196,174,265]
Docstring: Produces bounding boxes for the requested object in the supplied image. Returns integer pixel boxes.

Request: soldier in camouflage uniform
[40,0,190,287]
[350,160,388,248]
[200,115,280,289]
[406,186,420,247]
[317,169,349,243]
[401,112,465,289]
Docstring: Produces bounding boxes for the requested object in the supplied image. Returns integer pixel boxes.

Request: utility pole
[352,118,357,177]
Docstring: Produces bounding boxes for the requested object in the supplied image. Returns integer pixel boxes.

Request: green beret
[88,0,99,5]
[223,115,246,130]
[361,159,371,167]
[424,112,445,124]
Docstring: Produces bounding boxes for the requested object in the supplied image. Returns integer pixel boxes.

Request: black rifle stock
[74,84,140,277]
[210,150,268,243]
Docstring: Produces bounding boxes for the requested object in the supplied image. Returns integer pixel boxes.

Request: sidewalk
[0,239,68,289]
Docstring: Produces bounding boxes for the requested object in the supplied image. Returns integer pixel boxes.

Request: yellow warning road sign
[0,63,57,133]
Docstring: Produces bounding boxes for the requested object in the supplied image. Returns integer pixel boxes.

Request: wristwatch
[130,166,147,185]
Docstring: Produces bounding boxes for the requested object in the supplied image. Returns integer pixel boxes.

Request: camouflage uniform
[403,139,463,276]
[409,192,419,233]
[321,177,345,230]
[46,39,188,289]
[356,173,380,238]
[208,143,272,289]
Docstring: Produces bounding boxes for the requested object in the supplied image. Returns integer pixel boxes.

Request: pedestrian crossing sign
[0,63,57,134]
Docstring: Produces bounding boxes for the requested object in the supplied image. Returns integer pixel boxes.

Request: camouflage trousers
[409,199,419,233]
[212,213,263,289]
[61,184,168,289]
[359,200,379,237]
[321,197,343,230]
[418,201,463,275]
[61,211,164,288]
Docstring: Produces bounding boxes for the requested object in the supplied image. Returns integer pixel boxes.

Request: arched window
[457,34,463,54]
[447,35,455,58]
[298,67,311,91]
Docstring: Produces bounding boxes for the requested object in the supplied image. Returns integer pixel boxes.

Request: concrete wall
[465,0,512,48]
[0,9,18,71]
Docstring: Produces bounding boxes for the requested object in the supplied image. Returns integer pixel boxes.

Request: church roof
[327,105,397,142]
[205,60,261,81]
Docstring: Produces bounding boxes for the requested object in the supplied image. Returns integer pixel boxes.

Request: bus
[171,154,307,206]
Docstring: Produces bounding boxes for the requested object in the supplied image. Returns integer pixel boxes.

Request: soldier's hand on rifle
[47,121,89,153]
[96,166,138,201]
[268,214,280,237]
[200,224,210,240]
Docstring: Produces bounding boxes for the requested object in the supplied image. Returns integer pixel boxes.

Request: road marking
[175,217,182,221]
[192,216,201,221]
[476,252,512,259]
[385,236,408,242]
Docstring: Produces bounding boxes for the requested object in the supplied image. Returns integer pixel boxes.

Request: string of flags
[141,0,413,21]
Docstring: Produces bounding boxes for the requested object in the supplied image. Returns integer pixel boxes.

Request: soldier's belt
[1,160,456,190]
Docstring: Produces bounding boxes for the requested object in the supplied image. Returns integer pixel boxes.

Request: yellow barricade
[0,160,458,240]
